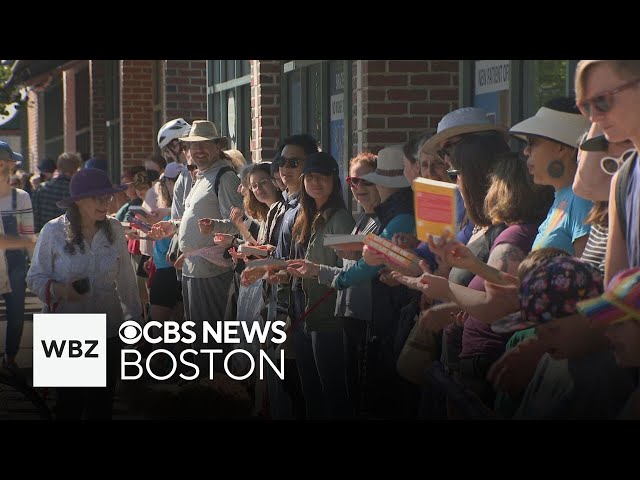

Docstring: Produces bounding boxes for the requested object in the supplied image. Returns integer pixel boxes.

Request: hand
[54,282,86,303]
[286,259,320,278]
[138,211,162,226]
[228,247,249,262]
[198,218,214,235]
[229,207,245,227]
[213,233,235,248]
[241,266,268,286]
[441,238,477,271]
[266,270,288,285]
[151,220,176,240]
[392,232,420,250]
[418,304,459,332]
[390,260,450,300]
[426,231,455,270]
[487,336,546,395]
[173,253,185,270]
[362,245,387,266]
[379,267,401,287]
[125,230,140,241]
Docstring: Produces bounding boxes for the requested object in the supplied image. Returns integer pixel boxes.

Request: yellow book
[413,177,458,242]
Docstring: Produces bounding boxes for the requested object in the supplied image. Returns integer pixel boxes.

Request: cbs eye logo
[119,321,143,345]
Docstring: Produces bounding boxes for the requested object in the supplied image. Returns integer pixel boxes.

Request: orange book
[413,177,458,242]
[364,233,422,275]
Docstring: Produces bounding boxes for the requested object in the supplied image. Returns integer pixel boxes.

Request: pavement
[0,289,144,420]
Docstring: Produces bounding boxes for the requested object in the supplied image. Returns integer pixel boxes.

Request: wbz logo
[33,314,106,387]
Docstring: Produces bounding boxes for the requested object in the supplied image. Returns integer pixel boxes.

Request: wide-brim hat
[361,145,410,188]
[422,107,508,154]
[57,168,127,208]
[179,120,227,143]
[509,107,591,149]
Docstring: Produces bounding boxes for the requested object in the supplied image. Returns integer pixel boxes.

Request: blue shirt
[153,215,173,269]
[532,186,592,255]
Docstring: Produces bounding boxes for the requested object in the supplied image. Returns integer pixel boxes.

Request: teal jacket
[332,213,415,291]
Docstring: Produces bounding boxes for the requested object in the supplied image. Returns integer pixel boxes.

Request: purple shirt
[460,223,539,359]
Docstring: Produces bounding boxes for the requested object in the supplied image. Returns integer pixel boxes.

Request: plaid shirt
[32,175,72,233]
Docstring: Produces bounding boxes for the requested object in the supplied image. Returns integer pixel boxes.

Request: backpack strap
[214,166,235,197]
[615,153,637,239]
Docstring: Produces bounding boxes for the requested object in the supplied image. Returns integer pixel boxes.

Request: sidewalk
[0,290,144,420]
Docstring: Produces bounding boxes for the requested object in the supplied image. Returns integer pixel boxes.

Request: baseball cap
[303,152,339,176]
[577,267,640,326]
[491,256,604,334]
[161,161,185,180]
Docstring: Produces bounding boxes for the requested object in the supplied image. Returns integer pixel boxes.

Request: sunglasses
[600,148,636,175]
[186,164,197,172]
[446,169,460,181]
[346,176,374,188]
[279,157,300,169]
[577,78,640,116]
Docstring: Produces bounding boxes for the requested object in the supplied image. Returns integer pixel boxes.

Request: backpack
[615,152,637,238]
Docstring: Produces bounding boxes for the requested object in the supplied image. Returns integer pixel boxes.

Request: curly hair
[64,203,114,255]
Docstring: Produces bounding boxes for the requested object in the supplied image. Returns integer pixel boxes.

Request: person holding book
[287,152,381,416]
[283,152,355,419]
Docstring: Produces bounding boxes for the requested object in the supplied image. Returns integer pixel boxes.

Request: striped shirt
[581,224,608,273]
[32,175,72,233]
[0,188,35,236]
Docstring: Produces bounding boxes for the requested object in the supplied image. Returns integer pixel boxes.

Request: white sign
[475,60,511,95]
[33,314,106,387]
[331,94,344,121]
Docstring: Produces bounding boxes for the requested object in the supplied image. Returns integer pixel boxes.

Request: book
[129,205,152,218]
[364,233,423,275]
[238,244,271,257]
[413,177,458,241]
[130,217,152,233]
[245,258,289,269]
[323,234,367,250]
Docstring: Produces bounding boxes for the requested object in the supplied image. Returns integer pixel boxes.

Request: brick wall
[251,60,281,162]
[352,60,459,155]
[165,60,207,123]
[90,60,106,157]
[120,60,155,169]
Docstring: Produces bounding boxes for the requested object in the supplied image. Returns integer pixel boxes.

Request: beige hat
[360,145,410,188]
[180,120,226,143]
[422,107,508,154]
[509,107,590,148]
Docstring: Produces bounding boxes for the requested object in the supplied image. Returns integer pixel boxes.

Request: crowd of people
[1,59,640,420]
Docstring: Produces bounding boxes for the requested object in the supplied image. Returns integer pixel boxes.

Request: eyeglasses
[600,148,636,175]
[186,164,197,172]
[577,78,640,116]
[346,176,374,188]
[279,157,300,169]
[446,169,460,181]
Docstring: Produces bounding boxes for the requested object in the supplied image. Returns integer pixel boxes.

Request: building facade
[8,59,578,192]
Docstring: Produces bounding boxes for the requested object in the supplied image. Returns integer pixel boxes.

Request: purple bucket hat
[491,256,604,334]
[57,168,127,208]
